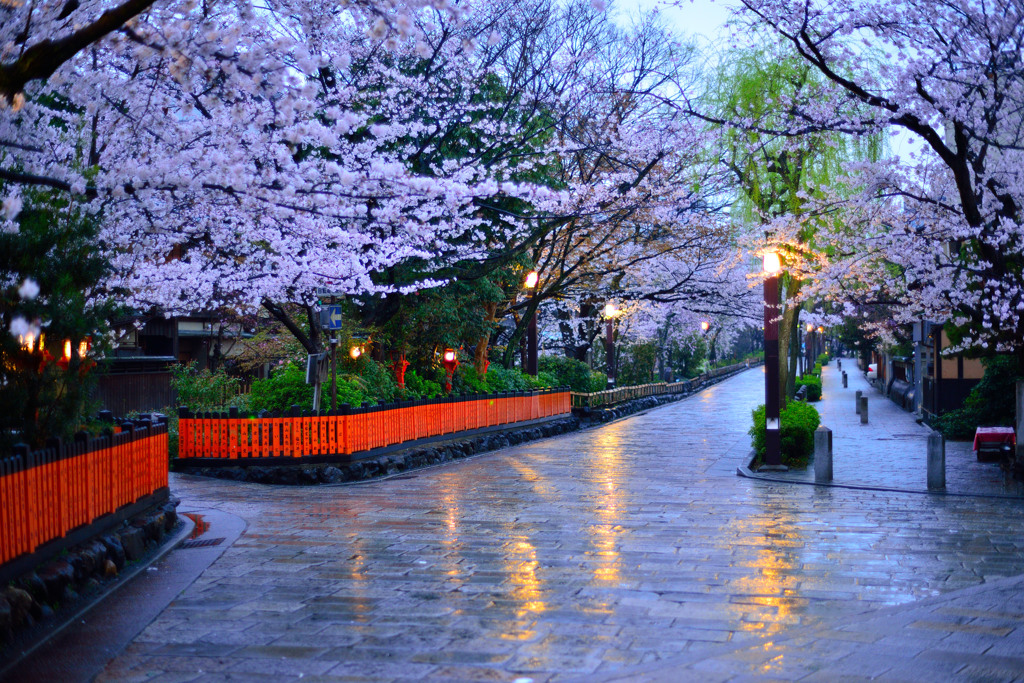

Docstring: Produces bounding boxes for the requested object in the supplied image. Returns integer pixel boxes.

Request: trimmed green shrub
[485,365,534,391]
[932,355,1021,440]
[817,352,829,366]
[536,371,560,388]
[795,374,822,401]
[248,362,315,413]
[589,371,608,392]
[404,369,443,399]
[749,400,821,468]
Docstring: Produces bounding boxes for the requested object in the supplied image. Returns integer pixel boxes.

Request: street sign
[316,287,348,297]
[320,305,343,330]
[305,353,330,384]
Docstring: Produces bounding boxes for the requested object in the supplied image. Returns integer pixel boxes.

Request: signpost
[319,305,343,331]
[316,295,344,411]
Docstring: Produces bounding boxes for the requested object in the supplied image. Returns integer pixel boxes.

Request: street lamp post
[604,303,617,389]
[805,322,814,376]
[763,251,785,469]
[524,271,539,376]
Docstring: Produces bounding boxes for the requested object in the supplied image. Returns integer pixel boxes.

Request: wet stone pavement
[97,366,1024,682]
[756,358,1024,497]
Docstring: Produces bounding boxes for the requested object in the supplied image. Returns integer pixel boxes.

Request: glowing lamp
[441,348,459,393]
[817,326,824,334]
[64,340,72,360]
[603,303,617,318]
[763,250,782,274]
[524,271,539,289]
[349,345,362,360]
[806,323,813,333]
[700,321,710,333]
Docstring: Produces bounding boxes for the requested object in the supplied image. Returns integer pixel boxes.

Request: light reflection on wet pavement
[97,367,1024,682]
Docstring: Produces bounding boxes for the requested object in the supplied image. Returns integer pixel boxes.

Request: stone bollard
[1016,380,1024,467]
[859,396,868,424]
[855,390,863,414]
[814,426,833,483]
[842,372,848,388]
[837,359,842,371]
[928,430,946,490]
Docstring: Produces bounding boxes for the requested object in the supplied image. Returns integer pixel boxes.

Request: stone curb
[0,501,189,678]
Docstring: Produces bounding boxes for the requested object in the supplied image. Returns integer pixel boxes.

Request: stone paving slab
[589,572,1024,682]
[87,367,1024,682]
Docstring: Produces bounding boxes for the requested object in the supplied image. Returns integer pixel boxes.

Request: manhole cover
[179,537,225,549]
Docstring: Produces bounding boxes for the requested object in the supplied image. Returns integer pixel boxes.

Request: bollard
[837,359,842,371]
[859,396,868,424]
[855,390,863,414]
[814,426,833,483]
[928,430,946,490]
[842,372,848,388]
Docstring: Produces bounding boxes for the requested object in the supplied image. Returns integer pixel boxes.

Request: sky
[612,0,735,47]
[612,0,923,162]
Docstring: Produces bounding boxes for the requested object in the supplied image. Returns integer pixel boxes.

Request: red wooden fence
[178,389,571,462]
[0,425,169,567]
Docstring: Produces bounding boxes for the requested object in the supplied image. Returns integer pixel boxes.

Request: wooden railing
[177,388,572,462]
[0,424,169,572]
[571,360,758,409]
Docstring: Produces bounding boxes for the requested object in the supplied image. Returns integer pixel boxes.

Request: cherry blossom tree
[728,0,1024,362]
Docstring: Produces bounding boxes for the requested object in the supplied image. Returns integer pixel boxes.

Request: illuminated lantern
[441,348,459,393]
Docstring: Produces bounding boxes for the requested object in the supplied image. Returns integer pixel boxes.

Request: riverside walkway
[12,362,1024,682]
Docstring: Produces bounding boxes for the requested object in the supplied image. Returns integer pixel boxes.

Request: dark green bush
[171,361,245,411]
[749,400,821,468]
[932,355,1021,440]
[453,363,489,394]
[589,371,608,392]
[538,356,595,392]
[485,365,533,391]
[536,371,560,388]
[817,352,829,366]
[795,374,822,401]
[404,369,443,399]
[248,362,315,413]
[351,357,400,404]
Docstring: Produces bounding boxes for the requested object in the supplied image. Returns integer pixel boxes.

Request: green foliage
[538,356,598,392]
[404,369,443,399]
[589,371,608,392]
[485,365,534,392]
[795,374,822,401]
[452,363,490,394]
[817,353,830,366]
[932,355,1022,440]
[666,336,708,379]
[0,191,118,450]
[749,401,821,468]
[618,343,658,386]
[171,362,246,412]
[248,362,315,413]
[348,357,400,404]
[536,371,560,388]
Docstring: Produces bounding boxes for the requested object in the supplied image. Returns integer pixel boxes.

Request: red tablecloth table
[973,427,1016,461]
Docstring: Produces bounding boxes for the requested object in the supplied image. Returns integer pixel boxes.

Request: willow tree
[699,45,884,402]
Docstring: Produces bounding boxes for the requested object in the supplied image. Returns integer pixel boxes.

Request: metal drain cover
[179,537,225,549]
